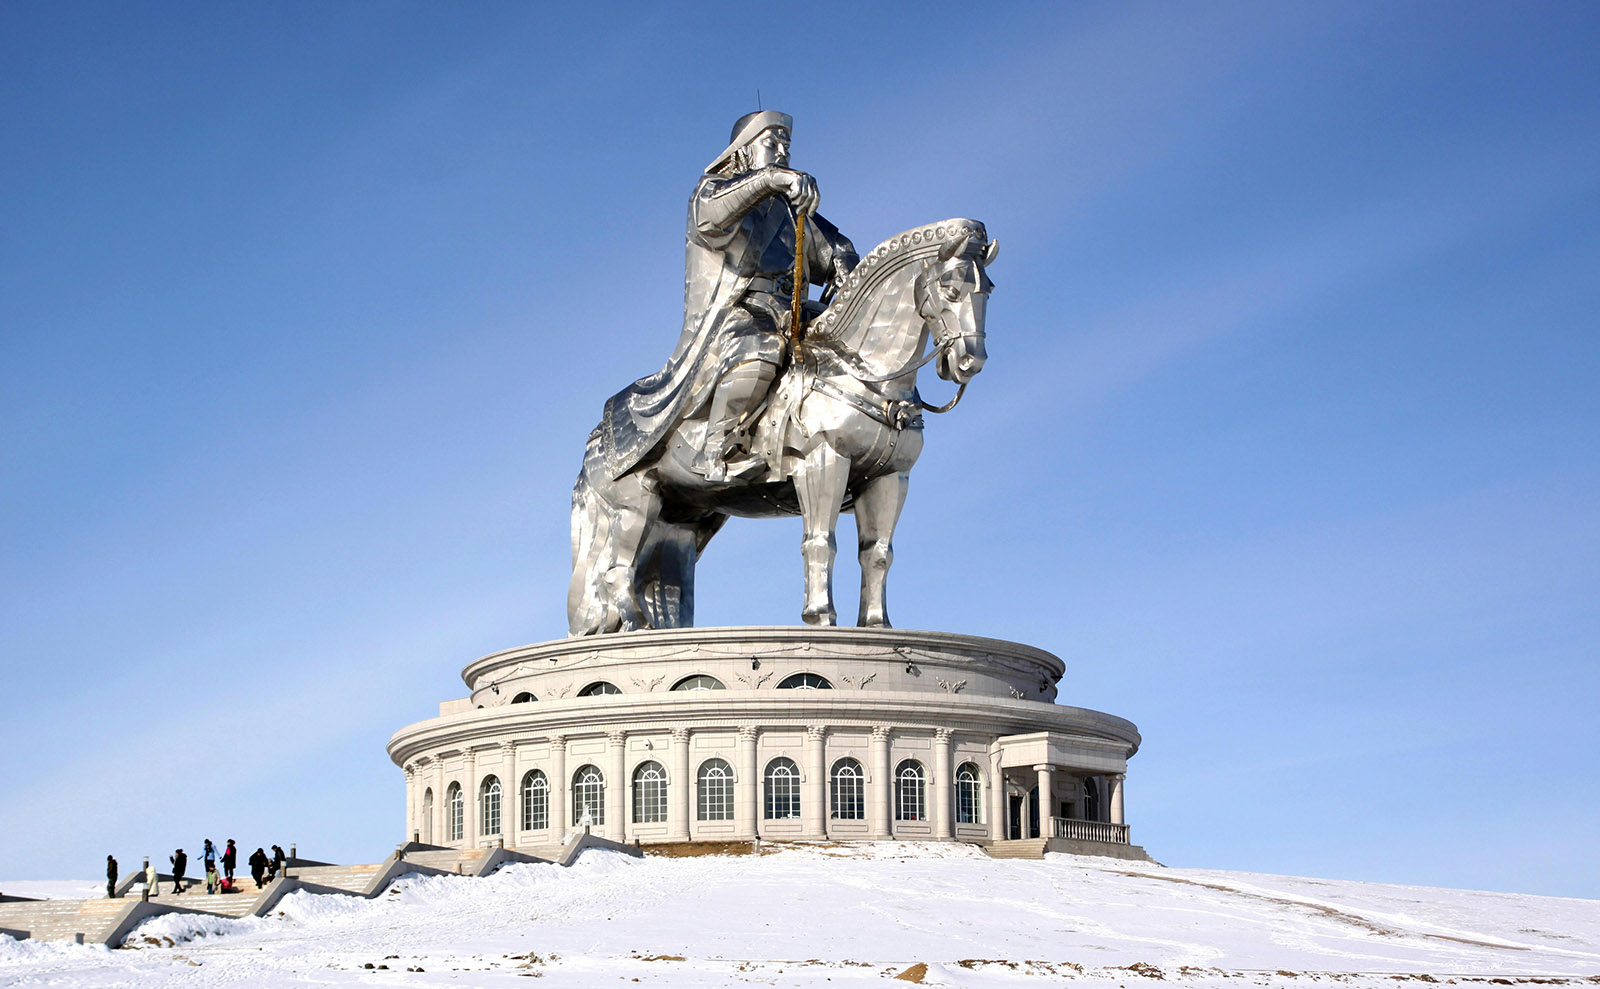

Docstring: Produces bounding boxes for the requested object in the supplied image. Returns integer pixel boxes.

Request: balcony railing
[1050,817,1129,844]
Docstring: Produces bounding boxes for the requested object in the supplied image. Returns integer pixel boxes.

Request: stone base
[389,626,1142,853]
[1044,838,1154,862]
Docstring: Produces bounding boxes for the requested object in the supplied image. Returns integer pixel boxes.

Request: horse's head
[915,232,996,385]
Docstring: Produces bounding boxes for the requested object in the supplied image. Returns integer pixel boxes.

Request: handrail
[1049,817,1129,844]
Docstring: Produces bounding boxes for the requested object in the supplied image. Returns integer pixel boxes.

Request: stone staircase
[982,836,1154,862]
[0,832,640,947]
[0,897,135,946]
[985,838,1051,859]
[291,863,386,895]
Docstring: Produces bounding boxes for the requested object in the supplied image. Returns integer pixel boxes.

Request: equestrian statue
[569,110,996,635]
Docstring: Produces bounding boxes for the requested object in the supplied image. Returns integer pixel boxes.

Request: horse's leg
[567,467,613,635]
[854,470,909,628]
[602,470,661,632]
[645,521,701,629]
[793,443,850,626]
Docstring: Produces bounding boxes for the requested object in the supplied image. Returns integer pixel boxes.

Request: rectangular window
[698,772,733,821]
[764,777,800,819]
[634,776,667,824]
[830,773,864,820]
[895,777,925,821]
[524,779,548,831]
[483,791,501,836]
[956,772,982,825]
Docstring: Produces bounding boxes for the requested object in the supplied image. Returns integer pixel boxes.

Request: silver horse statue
[569,219,996,635]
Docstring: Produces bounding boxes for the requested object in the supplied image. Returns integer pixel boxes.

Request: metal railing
[1050,817,1129,844]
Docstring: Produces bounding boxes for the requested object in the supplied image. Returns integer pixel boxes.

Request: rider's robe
[599,171,857,480]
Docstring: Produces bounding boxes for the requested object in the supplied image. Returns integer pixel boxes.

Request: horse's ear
[983,238,999,265]
[939,233,970,262]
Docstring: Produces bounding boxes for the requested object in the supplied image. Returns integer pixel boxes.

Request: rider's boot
[694,359,777,482]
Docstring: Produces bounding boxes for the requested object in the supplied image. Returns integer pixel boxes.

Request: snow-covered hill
[3,844,1597,987]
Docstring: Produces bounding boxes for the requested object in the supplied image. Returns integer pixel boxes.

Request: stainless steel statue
[570,112,996,635]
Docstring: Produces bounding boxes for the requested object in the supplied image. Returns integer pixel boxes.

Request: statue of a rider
[598,111,860,482]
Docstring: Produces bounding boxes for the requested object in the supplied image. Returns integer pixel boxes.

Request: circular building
[387,626,1146,859]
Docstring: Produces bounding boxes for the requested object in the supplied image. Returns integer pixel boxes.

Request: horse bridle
[842,289,983,414]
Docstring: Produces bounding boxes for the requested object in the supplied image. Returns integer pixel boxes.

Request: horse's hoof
[801,610,837,627]
[858,616,892,629]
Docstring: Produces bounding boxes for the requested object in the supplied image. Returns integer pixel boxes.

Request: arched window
[446,782,464,841]
[632,761,667,824]
[894,760,926,821]
[421,788,434,843]
[777,672,832,690]
[830,758,865,820]
[521,770,548,832]
[481,776,502,835]
[956,763,983,825]
[578,681,621,697]
[697,758,734,821]
[764,757,801,820]
[572,765,605,826]
[1084,776,1101,823]
[510,691,536,703]
[671,674,725,691]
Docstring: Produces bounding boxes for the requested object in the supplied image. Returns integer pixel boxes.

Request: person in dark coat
[248,847,269,888]
[169,849,187,895]
[222,839,237,882]
[270,844,286,879]
[106,855,118,899]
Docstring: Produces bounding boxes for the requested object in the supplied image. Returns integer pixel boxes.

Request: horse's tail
[567,435,615,636]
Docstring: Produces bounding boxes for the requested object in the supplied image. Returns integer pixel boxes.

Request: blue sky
[2,2,1597,897]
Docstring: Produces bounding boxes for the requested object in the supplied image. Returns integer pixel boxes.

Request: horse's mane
[806,218,989,355]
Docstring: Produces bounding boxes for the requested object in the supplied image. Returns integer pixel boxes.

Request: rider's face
[747,127,790,170]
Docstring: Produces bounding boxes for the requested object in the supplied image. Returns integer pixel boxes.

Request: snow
[3,845,1598,986]
[0,880,101,900]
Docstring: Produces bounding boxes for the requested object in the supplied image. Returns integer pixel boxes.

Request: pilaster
[607,730,627,842]
[433,755,446,845]
[987,746,1005,842]
[869,726,891,838]
[549,736,568,835]
[802,725,827,838]
[669,728,691,840]
[403,764,417,841]
[736,726,758,839]
[932,729,953,840]
[465,747,480,845]
[501,741,517,841]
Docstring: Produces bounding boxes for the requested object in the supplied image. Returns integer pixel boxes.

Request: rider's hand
[768,167,820,216]
[832,256,855,289]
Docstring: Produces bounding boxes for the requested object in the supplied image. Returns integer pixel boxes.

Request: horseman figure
[599,111,860,483]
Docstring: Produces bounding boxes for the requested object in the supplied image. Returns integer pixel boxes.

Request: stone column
[736,726,758,839]
[607,731,627,842]
[932,729,953,840]
[549,736,567,837]
[403,764,417,841]
[433,755,446,845]
[669,728,691,841]
[869,727,891,838]
[502,741,518,842]
[1109,773,1125,826]
[465,748,480,846]
[987,747,1005,842]
[802,726,827,839]
[1034,765,1054,840]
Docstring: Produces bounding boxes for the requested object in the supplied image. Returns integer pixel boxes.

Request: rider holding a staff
[598,111,859,483]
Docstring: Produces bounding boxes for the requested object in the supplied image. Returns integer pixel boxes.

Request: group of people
[105,842,287,898]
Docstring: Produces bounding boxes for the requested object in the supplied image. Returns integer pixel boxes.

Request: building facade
[387,626,1143,855]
